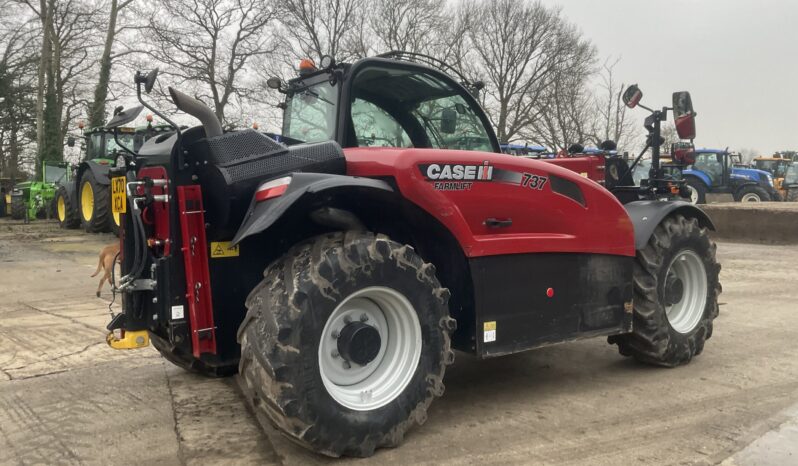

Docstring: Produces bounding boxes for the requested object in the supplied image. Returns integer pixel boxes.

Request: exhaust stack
[168,87,223,138]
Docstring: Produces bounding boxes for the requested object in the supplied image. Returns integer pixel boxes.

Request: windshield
[283,79,338,143]
[632,159,651,185]
[44,165,67,184]
[785,164,798,184]
[106,133,135,155]
[755,160,787,178]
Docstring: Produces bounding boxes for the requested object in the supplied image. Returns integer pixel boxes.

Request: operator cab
[690,150,731,188]
[279,56,500,154]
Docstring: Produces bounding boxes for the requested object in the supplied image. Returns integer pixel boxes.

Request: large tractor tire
[79,171,111,232]
[149,331,238,377]
[110,209,121,236]
[735,185,769,202]
[787,189,798,202]
[10,196,26,220]
[684,178,707,204]
[238,232,455,457]
[609,214,721,367]
[55,186,80,228]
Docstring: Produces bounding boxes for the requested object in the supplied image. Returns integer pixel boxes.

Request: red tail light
[255,176,291,202]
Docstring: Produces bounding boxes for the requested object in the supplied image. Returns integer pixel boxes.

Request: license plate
[111,176,127,214]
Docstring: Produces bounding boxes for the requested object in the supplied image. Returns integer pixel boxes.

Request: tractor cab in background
[682,149,780,203]
[753,155,791,199]
[783,163,798,201]
[501,143,546,157]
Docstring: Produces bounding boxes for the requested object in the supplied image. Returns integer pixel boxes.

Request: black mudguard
[625,200,715,250]
[79,160,112,186]
[62,181,78,206]
[231,173,394,244]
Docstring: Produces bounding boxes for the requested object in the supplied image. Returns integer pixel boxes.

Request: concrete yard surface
[1,219,797,465]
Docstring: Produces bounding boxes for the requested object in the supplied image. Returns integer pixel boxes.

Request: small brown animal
[92,242,120,297]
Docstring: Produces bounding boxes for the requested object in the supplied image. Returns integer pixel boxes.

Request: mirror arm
[619,142,651,184]
[637,103,655,113]
[136,80,181,137]
[113,128,137,160]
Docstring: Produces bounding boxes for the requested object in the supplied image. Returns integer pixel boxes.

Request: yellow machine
[753,155,792,200]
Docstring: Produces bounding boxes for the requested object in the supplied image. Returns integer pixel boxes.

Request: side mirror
[145,68,158,94]
[106,105,144,129]
[440,108,457,134]
[266,77,282,90]
[672,91,696,140]
[66,136,75,147]
[622,85,643,109]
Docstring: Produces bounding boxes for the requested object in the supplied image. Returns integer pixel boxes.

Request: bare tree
[0,11,39,181]
[147,0,278,125]
[461,0,596,143]
[589,58,638,150]
[367,0,445,55]
[87,0,137,127]
[276,0,365,62]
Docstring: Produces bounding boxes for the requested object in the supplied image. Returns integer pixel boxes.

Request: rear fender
[78,161,112,186]
[231,173,394,244]
[625,201,715,251]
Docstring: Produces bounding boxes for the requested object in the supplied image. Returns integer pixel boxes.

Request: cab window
[351,99,412,147]
[411,95,493,152]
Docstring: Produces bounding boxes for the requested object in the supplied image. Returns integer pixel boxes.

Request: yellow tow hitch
[106,329,150,350]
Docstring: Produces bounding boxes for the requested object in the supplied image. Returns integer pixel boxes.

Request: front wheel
[787,189,798,202]
[684,178,707,204]
[735,185,768,202]
[609,215,721,367]
[10,196,26,220]
[238,232,455,457]
[79,171,111,232]
[55,186,80,228]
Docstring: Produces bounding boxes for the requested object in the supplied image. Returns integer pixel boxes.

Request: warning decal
[483,321,497,343]
[210,241,239,258]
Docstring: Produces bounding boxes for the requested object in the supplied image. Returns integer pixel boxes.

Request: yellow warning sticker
[483,321,496,343]
[210,241,239,258]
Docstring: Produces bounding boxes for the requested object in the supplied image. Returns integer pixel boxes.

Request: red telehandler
[104,54,720,457]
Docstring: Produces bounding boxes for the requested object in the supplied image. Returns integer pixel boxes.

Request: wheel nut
[359,314,369,322]
[344,316,352,324]
[343,361,351,369]
[331,350,339,358]
[331,330,339,339]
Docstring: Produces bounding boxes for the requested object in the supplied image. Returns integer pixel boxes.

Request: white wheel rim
[664,250,708,334]
[741,192,761,202]
[318,286,421,411]
[687,185,699,204]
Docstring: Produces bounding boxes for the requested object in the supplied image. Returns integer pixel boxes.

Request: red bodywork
[345,148,635,258]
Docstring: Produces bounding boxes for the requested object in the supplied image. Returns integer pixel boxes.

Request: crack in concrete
[2,341,104,374]
[163,363,188,466]
[19,301,106,333]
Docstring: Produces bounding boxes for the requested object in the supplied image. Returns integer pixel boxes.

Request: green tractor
[55,121,172,233]
[9,161,70,221]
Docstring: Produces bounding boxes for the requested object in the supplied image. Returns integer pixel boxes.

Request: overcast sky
[543,0,798,155]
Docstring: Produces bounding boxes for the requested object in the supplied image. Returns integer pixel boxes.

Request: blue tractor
[683,148,779,204]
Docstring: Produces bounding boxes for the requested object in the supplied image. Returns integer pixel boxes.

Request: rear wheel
[735,185,768,202]
[609,215,720,367]
[238,232,455,457]
[55,186,80,228]
[149,331,237,377]
[684,178,707,204]
[10,196,25,220]
[79,171,111,232]
[787,189,798,202]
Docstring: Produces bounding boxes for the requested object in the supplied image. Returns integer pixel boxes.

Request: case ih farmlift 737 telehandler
[104,55,721,457]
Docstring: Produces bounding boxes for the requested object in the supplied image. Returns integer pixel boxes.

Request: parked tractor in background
[55,119,172,233]
[783,163,798,202]
[682,149,780,203]
[500,143,546,156]
[752,155,791,200]
[9,161,70,221]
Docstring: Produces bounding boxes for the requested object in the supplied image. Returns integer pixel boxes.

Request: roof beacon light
[299,58,317,75]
